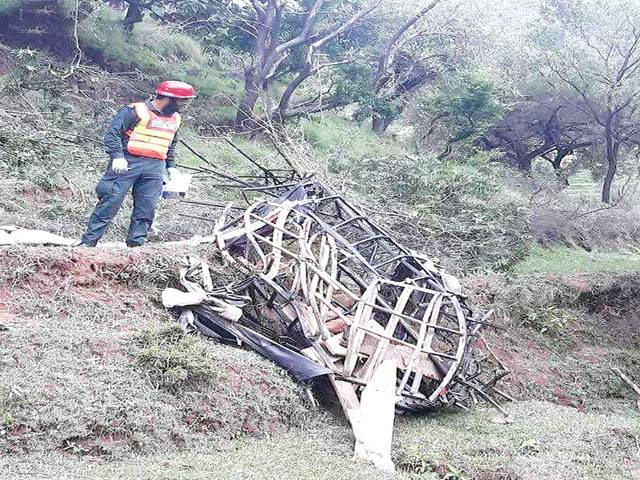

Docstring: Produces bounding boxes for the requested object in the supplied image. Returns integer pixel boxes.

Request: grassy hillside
[0,247,311,457]
[1,5,640,480]
[1,247,639,480]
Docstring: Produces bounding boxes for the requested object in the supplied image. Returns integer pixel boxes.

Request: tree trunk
[235,69,261,131]
[601,115,621,203]
[273,65,312,122]
[602,134,619,204]
[602,157,617,203]
[370,1,440,133]
[551,148,571,185]
[235,91,260,131]
[512,143,533,172]
[372,114,391,133]
[123,4,144,32]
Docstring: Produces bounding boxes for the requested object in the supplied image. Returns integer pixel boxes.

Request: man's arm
[104,106,138,160]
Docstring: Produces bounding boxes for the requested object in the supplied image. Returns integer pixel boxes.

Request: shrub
[78,7,163,72]
[321,145,530,270]
[134,324,212,393]
[482,274,581,334]
[77,5,241,104]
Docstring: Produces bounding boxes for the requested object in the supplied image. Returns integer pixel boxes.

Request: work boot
[76,240,96,247]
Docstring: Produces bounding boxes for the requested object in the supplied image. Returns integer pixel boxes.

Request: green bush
[331,145,514,212]
[77,6,241,101]
[307,116,502,205]
[134,324,212,393]
[322,146,529,270]
[78,8,164,71]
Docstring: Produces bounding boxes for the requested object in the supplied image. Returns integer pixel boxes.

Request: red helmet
[155,80,197,99]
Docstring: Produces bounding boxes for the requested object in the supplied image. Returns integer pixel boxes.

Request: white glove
[167,167,179,179]
[111,157,128,174]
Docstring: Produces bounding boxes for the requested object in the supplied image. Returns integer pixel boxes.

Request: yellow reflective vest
[125,102,181,160]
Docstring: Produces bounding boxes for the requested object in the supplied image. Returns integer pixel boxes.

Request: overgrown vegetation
[2,1,640,478]
[78,7,242,103]
[134,324,212,392]
[467,269,640,405]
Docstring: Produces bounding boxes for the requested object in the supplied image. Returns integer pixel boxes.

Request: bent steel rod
[220,136,281,184]
[179,141,255,187]
[180,200,246,211]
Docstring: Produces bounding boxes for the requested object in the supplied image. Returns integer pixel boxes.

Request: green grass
[77,6,241,104]
[302,114,401,170]
[564,169,636,199]
[396,400,640,480]
[303,114,383,154]
[514,245,640,275]
[0,247,307,458]
[565,170,599,196]
[0,0,21,15]
[1,401,638,479]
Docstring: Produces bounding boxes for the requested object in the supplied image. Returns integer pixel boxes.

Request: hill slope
[1,247,639,479]
[1,10,639,479]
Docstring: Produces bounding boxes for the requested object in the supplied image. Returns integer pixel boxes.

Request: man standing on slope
[79,81,196,247]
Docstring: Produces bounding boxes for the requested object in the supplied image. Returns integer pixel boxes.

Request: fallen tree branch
[612,367,640,410]
[62,0,83,80]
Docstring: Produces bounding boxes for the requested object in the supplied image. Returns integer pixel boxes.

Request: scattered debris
[164,141,508,471]
[0,225,76,246]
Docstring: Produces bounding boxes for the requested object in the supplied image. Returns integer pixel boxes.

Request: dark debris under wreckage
[168,140,508,416]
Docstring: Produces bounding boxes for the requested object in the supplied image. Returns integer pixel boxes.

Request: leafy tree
[369,0,449,133]
[414,68,507,158]
[534,0,640,203]
[147,0,228,44]
[480,94,596,177]
[228,0,383,130]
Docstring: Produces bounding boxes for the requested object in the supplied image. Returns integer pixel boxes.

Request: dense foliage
[2,0,639,206]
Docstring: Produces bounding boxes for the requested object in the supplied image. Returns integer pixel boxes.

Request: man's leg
[81,172,135,246]
[126,169,163,247]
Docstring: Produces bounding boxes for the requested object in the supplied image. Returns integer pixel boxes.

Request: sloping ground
[1,402,638,479]
[0,246,312,459]
[396,400,639,480]
[0,246,639,480]
[468,272,640,407]
[1,35,639,480]
[0,43,240,245]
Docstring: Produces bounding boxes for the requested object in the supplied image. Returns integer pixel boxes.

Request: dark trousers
[81,156,165,246]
